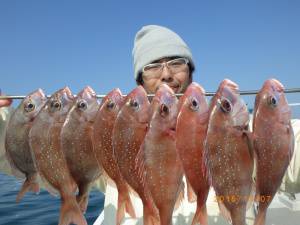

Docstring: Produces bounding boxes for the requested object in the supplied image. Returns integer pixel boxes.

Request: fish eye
[129,99,139,109]
[190,97,199,111]
[77,100,88,110]
[106,100,115,109]
[220,98,232,113]
[24,101,35,112]
[268,96,277,107]
[160,103,169,117]
[50,100,62,110]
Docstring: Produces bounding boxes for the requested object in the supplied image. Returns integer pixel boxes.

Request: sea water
[0,173,104,225]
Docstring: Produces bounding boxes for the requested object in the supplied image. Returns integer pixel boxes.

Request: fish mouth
[262,79,285,94]
[78,86,96,99]
[156,83,179,94]
[167,84,180,93]
[113,88,122,97]
[189,82,205,94]
[36,88,46,98]
[64,86,72,95]
[223,79,238,89]
[84,86,96,96]
[169,85,179,93]
[269,79,284,92]
[63,86,74,99]
[222,79,239,94]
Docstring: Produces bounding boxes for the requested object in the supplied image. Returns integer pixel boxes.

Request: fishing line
[1,88,300,99]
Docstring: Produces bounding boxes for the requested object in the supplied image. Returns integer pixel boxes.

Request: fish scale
[61,86,102,214]
[138,84,183,225]
[93,88,136,225]
[5,89,47,202]
[204,79,254,225]
[113,86,159,225]
[29,87,87,225]
[252,80,294,225]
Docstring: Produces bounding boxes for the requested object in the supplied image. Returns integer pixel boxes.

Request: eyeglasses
[142,58,189,78]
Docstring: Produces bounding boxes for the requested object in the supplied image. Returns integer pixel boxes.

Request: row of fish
[4,78,294,225]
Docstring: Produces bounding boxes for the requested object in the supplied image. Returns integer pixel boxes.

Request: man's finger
[0,99,13,107]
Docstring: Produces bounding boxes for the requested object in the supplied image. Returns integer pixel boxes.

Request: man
[0,25,193,105]
[133,25,195,94]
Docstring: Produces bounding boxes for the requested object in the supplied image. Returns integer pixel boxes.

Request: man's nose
[160,65,173,82]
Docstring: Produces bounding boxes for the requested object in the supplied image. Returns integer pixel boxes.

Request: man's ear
[189,72,193,84]
[136,73,144,85]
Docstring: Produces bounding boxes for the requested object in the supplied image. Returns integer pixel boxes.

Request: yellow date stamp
[214,195,272,204]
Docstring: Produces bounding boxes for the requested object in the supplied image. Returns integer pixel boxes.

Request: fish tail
[124,194,136,218]
[16,174,40,202]
[143,203,160,225]
[157,204,173,225]
[76,183,90,213]
[254,207,267,225]
[59,196,87,225]
[218,201,232,223]
[142,195,159,225]
[116,184,136,224]
[187,180,197,203]
[174,181,185,210]
[230,205,246,225]
[191,203,208,225]
[191,189,209,225]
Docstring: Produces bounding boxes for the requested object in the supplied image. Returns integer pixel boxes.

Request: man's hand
[0,99,12,107]
[0,90,13,107]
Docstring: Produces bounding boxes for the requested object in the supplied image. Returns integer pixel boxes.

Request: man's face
[141,57,191,94]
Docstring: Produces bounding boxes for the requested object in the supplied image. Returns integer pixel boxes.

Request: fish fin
[127,185,140,199]
[59,197,87,225]
[202,140,212,187]
[143,198,160,225]
[124,194,136,218]
[16,173,40,202]
[246,181,256,210]
[76,183,90,214]
[243,129,256,160]
[4,144,25,179]
[187,179,197,203]
[117,183,136,224]
[229,126,244,137]
[99,170,112,187]
[191,202,208,225]
[217,201,232,224]
[93,175,107,193]
[253,209,267,225]
[39,173,60,196]
[166,128,176,140]
[243,126,261,161]
[135,141,146,187]
[288,126,295,165]
[174,180,185,210]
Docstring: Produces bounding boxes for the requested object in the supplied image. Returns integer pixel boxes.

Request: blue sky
[1,0,300,116]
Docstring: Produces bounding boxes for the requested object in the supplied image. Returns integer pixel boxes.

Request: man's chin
[167,85,180,93]
[153,83,181,94]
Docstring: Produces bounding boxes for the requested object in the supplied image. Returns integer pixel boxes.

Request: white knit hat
[132,25,194,81]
